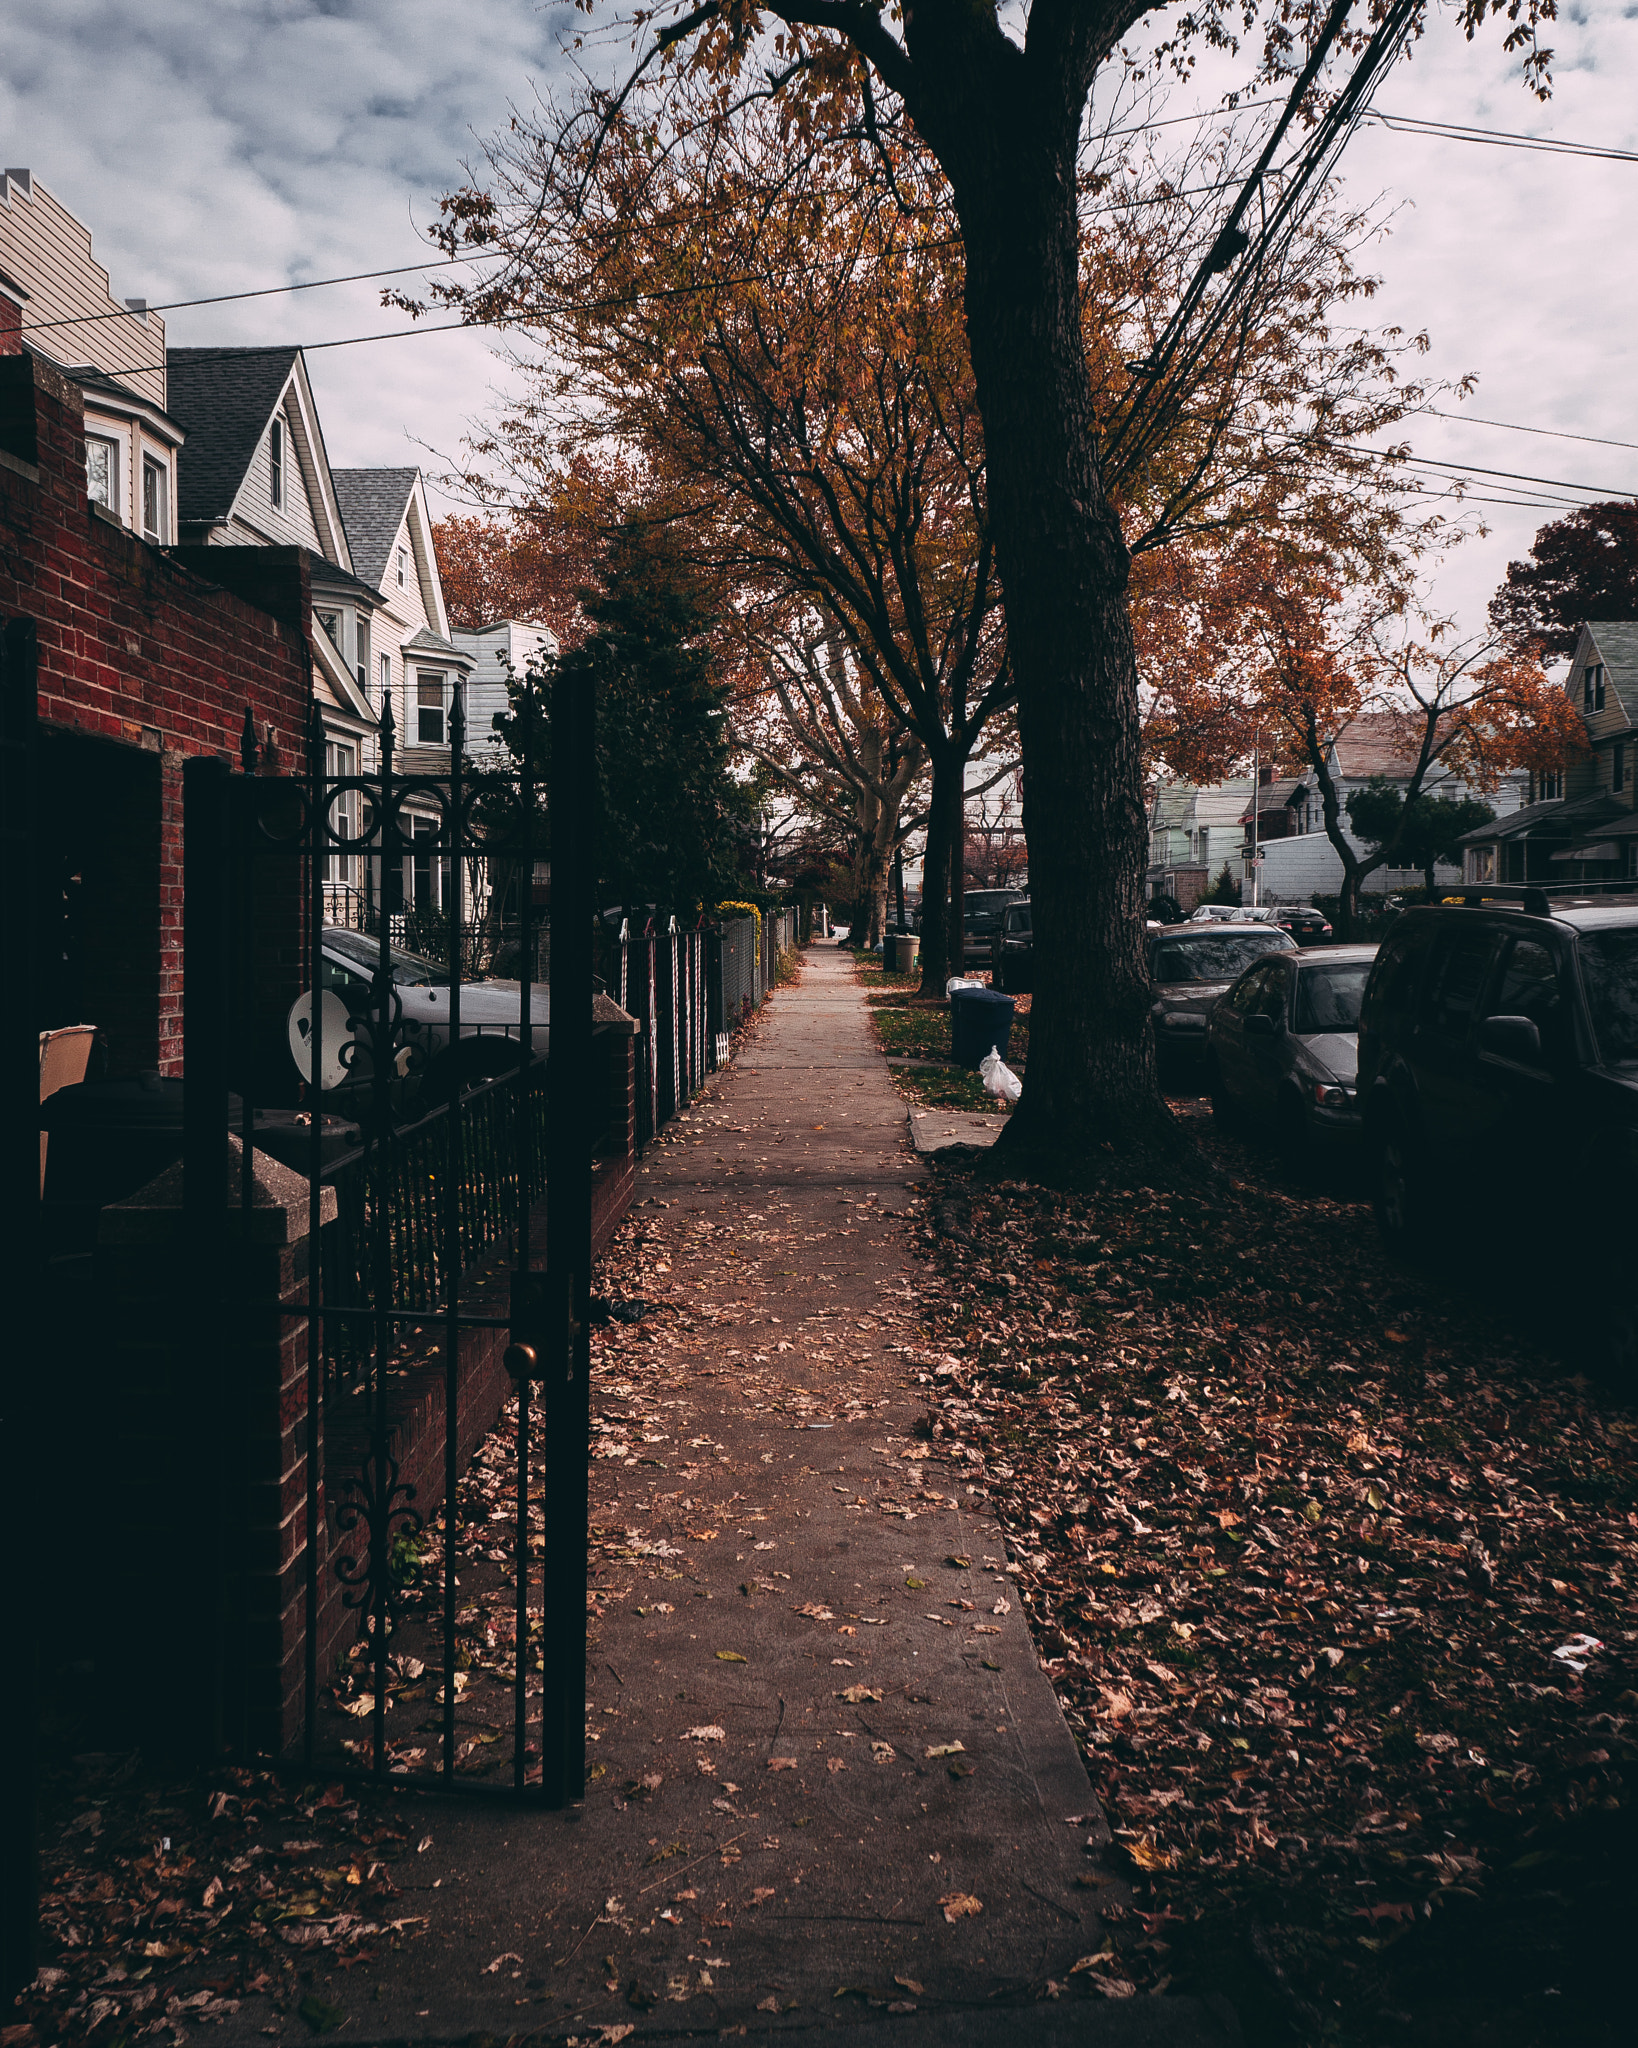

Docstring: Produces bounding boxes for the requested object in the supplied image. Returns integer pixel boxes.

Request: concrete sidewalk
[227,948,1234,2044]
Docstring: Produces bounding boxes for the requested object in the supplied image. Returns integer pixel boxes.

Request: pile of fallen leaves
[10,1761,421,2047]
[910,1147,1638,2044]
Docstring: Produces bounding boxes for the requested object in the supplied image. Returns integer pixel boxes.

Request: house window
[1469,846,1496,882]
[141,456,167,542]
[416,672,445,744]
[316,609,341,651]
[269,418,284,509]
[1584,662,1606,714]
[1615,742,1627,794]
[379,652,391,703]
[325,740,357,888]
[85,434,119,513]
[396,548,407,589]
[1537,768,1563,803]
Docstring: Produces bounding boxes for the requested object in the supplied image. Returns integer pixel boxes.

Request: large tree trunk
[914,72,1166,1150]
[916,749,964,998]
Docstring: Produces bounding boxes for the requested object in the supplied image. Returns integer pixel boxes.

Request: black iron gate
[185,671,594,1806]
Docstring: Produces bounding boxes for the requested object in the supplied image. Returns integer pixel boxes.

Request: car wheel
[1373,1109,1428,1254]
[1595,1291,1638,1389]
[1207,1057,1242,1132]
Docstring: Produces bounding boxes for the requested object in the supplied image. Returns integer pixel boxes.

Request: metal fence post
[1,619,40,2001]
[182,753,233,1759]
[541,669,595,1806]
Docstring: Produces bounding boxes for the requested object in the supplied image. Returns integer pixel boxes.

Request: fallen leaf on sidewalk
[482,1952,524,1974]
[836,1685,883,1703]
[895,1974,925,1996]
[715,1651,747,1663]
[767,1757,797,1771]
[685,1726,726,1741]
[925,1742,965,1758]
[939,1893,983,1922]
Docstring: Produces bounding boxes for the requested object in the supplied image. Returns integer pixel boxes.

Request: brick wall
[1,351,310,1073]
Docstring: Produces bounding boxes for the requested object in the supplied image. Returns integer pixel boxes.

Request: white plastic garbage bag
[979,1045,1023,1104]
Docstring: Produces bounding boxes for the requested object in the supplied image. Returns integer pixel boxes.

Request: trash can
[895,932,920,973]
[950,986,1015,1069]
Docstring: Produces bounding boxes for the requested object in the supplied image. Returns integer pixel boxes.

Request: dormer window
[1584,662,1606,714]
[416,671,445,744]
[397,548,407,589]
[1537,768,1563,803]
[269,418,284,509]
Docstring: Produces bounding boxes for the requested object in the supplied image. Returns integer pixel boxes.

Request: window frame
[85,432,120,515]
[1584,662,1606,714]
[416,670,446,746]
[141,454,168,543]
[269,416,284,509]
[1615,741,1627,795]
[396,547,407,589]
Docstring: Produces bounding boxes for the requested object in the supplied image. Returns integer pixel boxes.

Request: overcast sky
[4,1,1634,643]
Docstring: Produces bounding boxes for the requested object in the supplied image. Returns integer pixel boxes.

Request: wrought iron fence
[319,1059,552,1394]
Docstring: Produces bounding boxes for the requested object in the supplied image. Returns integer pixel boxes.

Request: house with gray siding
[1459,622,1638,886]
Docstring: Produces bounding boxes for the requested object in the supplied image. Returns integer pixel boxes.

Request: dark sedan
[1149,923,1297,1078]
[1273,904,1334,946]
[1205,943,1377,1156]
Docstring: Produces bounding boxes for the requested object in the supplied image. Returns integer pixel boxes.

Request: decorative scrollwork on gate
[333,1448,424,1621]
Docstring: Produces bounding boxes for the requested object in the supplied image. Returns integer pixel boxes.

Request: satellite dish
[287,989,356,1091]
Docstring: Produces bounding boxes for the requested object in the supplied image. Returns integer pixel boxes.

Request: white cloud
[4,1,1633,638]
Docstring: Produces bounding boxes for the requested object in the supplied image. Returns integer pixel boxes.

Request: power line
[1363,109,1638,165]
[19,250,501,337]
[1424,410,1638,458]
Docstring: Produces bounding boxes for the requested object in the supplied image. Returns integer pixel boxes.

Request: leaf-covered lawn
[908,1136,1637,2044]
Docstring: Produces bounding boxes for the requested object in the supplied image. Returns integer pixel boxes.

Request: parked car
[1205,943,1377,1155]
[1149,923,1297,1079]
[288,926,549,1102]
[1187,902,1283,926]
[962,888,1028,965]
[994,900,1032,991]
[1357,886,1638,1364]
[1272,903,1334,945]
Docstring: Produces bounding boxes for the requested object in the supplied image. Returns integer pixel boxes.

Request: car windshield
[1293,961,1372,1033]
[964,892,1018,918]
[1150,930,1293,982]
[323,927,451,987]
[1578,927,1638,1064]
[1004,906,1031,934]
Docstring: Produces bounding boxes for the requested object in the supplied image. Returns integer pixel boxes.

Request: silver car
[1205,943,1378,1155]
[288,927,549,1101]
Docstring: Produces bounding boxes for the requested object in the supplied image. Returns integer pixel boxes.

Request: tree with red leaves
[1488,501,1638,661]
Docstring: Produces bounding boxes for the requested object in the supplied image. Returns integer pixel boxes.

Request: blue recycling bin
[950,986,1015,1069]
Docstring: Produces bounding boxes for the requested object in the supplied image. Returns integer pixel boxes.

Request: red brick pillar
[93,1139,335,1756]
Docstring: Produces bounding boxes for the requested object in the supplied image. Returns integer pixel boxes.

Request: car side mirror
[1244,1013,1278,1039]
[1478,1013,1542,1062]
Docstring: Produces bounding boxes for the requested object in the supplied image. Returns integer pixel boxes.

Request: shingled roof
[1584,623,1638,722]
[166,347,300,525]
[331,468,418,590]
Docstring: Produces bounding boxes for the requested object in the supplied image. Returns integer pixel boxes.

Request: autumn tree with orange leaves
[409,0,1555,1162]
[1144,538,1585,932]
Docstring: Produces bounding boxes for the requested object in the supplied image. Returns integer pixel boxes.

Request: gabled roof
[1457,792,1619,845]
[166,347,301,525]
[1329,714,1422,781]
[331,468,419,588]
[401,624,471,665]
[1582,622,1638,723]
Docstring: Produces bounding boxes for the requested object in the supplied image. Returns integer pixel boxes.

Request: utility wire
[1362,110,1638,164]
[18,251,501,336]
[1424,410,1638,457]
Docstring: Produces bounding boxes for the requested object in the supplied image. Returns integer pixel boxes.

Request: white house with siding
[1,166,184,546]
